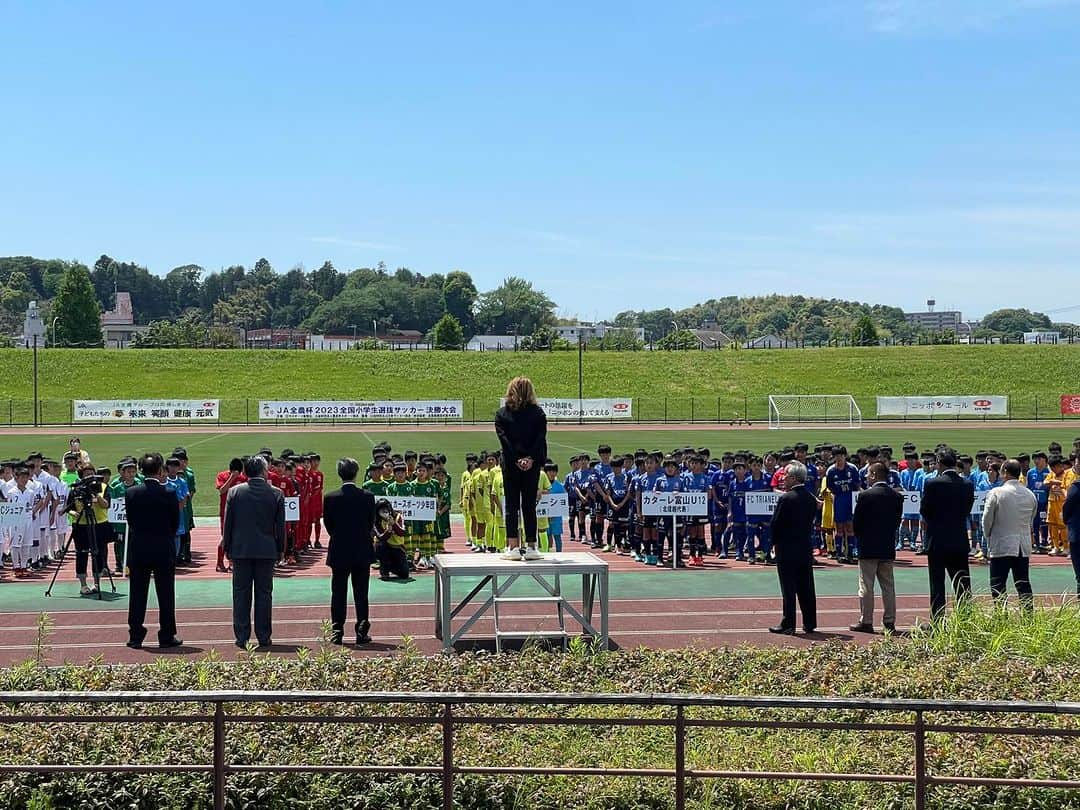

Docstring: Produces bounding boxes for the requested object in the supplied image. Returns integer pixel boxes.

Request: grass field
[3,424,1076,515]
[2,345,1079,423]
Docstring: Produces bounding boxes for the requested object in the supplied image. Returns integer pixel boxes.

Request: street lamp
[50,317,59,347]
[349,324,357,340]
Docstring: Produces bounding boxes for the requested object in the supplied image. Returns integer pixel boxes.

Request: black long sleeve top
[494,404,548,470]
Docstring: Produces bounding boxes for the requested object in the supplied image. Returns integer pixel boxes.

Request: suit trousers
[988,555,1033,607]
[127,564,177,644]
[776,558,817,630]
[858,559,896,627]
[330,564,371,635]
[926,550,971,619]
[232,558,275,645]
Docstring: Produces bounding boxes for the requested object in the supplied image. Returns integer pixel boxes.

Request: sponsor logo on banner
[107,499,127,524]
[389,497,438,521]
[259,401,463,420]
[876,396,1008,417]
[283,496,301,522]
[533,398,633,420]
[0,502,30,528]
[641,492,708,516]
[536,493,569,518]
[74,400,220,421]
[1061,395,1080,416]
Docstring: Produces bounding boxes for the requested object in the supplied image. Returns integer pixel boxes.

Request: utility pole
[578,334,584,426]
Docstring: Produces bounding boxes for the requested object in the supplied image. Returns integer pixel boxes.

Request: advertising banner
[876,396,1007,417]
[640,491,708,516]
[259,400,463,420]
[536,398,633,420]
[74,400,220,421]
[1061,395,1080,416]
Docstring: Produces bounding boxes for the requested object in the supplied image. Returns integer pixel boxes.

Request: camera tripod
[45,501,116,600]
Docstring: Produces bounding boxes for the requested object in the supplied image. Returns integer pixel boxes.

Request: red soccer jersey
[216,470,247,525]
[306,470,325,516]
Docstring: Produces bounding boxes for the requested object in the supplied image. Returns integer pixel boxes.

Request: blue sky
[2,0,1079,321]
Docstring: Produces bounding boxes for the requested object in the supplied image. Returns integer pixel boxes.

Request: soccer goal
[768,395,863,429]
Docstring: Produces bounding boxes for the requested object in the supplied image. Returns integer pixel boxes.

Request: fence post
[743,395,748,424]
[245,398,250,425]
[674,704,686,810]
[442,702,454,810]
[213,701,226,810]
[1035,396,1039,422]
[690,398,695,424]
[914,710,926,810]
[716,396,721,423]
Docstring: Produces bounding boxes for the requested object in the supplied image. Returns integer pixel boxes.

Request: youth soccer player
[386,461,418,566]
[826,446,861,563]
[470,453,491,553]
[636,454,662,565]
[460,454,476,549]
[412,459,440,567]
[710,454,733,557]
[685,455,711,566]
[898,453,924,551]
[215,458,246,572]
[564,456,579,542]
[1028,451,1051,553]
[435,467,452,554]
[603,457,633,554]
[305,453,325,549]
[744,457,772,564]
[173,448,196,565]
[652,457,686,566]
[1046,454,1069,556]
[107,458,139,575]
[8,465,35,577]
[727,461,749,561]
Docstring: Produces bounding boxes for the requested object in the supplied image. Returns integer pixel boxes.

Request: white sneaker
[523,546,542,561]
[501,547,523,560]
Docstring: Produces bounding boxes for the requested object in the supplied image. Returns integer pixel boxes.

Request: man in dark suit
[124,452,182,649]
[768,461,818,635]
[850,463,904,634]
[323,457,377,645]
[920,448,975,620]
[222,455,285,648]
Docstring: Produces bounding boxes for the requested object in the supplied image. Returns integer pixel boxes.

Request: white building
[20,300,47,347]
[1023,330,1061,344]
[554,323,646,343]
[467,335,519,351]
[308,334,361,351]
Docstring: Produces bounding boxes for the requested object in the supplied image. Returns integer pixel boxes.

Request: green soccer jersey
[182,468,196,530]
[410,479,439,534]
[363,479,390,497]
[436,481,452,539]
[385,480,413,499]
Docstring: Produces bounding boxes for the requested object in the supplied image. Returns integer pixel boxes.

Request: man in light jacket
[981,459,1038,608]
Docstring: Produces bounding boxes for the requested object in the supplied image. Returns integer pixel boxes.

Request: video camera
[67,475,106,508]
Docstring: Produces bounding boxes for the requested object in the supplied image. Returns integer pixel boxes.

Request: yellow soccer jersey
[536,473,552,533]
[491,468,505,527]
[1046,471,1067,526]
[820,477,834,530]
[1064,468,1080,492]
[460,469,473,512]
[472,467,491,520]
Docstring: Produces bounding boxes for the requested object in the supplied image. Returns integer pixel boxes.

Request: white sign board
[107,499,127,524]
[536,492,570,518]
[284,496,301,522]
[745,491,781,516]
[536,398,633,420]
[259,400,463,420]
[641,491,708,516]
[852,488,986,515]
[0,502,30,529]
[389,496,438,521]
[876,396,1008,417]
[74,400,220,421]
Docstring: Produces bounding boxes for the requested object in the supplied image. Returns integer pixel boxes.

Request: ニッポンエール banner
[259,401,463,420]
[876,396,1007,417]
[535,398,633,420]
[74,400,220,421]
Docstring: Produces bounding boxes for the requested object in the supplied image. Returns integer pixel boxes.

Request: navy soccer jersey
[826,463,861,523]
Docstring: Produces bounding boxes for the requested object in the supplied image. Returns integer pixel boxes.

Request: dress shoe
[126,639,143,649]
[235,640,249,649]
[849,622,875,634]
[768,625,795,635]
[329,632,344,646]
[257,639,272,649]
[356,621,372,645]
[158,637,183,649]
[883,623,896,634]
[803,626,817,634]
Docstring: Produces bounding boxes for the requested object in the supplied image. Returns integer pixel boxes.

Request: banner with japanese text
[74,400,220,421]
[259,400,463,420]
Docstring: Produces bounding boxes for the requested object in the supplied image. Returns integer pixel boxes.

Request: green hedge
[3,608,1080,809]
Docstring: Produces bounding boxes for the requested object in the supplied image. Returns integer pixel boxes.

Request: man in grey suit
[222,455,285,648]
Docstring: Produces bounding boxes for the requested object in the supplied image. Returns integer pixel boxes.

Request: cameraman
[69,465,111,595]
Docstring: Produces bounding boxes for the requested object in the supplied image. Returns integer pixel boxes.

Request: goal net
[768,395,862,429]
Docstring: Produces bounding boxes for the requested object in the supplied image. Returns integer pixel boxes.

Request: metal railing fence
[2,690,1080,810]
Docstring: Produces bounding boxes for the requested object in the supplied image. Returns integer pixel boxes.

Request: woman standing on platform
[495,376,548,560]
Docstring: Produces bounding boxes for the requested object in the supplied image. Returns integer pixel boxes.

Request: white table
[432,552,609,652]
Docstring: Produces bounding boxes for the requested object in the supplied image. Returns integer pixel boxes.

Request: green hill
[1,345,1077,423]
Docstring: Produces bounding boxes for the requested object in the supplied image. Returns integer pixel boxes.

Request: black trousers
[377,542,410,579]
[127,564,177,644]
[330,564,371,635]
[73,524,110,578]
[503,464,542,544]
[926,551,971,618]
[989,555,1033,606]
[232,558,275,645]
[776,558,817,630]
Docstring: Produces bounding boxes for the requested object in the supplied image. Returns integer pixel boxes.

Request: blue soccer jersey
[1027,467,1050,508]
[826,463,861,523]
[729,475,750,523]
